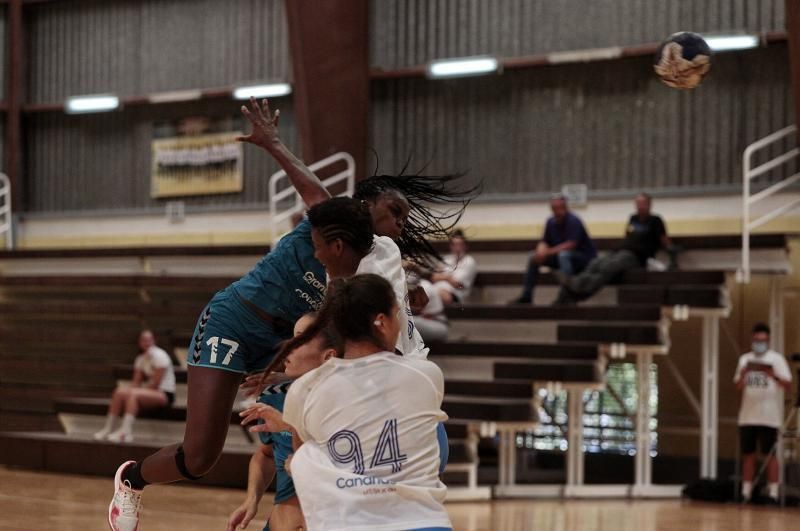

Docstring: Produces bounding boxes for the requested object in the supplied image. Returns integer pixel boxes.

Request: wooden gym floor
[0,466,796,531]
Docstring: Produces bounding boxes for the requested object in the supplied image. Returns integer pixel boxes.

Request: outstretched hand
[240,403,291,434]
[240,371,290,399]
[237,97,281,149]
[226,497,258,531]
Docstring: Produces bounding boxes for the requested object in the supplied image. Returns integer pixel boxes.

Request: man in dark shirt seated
[510,194,596,305]
[559,193,672,303]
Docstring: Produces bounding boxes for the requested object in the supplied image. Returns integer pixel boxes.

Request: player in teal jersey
[109,109,373,531]
[109,98,473,531]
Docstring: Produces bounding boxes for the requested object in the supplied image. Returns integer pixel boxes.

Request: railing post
[268,152,355,243]
[700,315,719,479]
[739,125,799,284]
[740,147,751,283]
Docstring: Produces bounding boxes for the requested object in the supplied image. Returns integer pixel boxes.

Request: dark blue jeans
[520,250,592,300]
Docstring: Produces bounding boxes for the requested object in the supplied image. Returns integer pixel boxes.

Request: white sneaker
[108,461,142,531]
[107,430,133,443]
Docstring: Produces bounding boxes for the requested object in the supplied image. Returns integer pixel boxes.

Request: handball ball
[654,32,712,89]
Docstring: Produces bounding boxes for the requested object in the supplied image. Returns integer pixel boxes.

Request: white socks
[120,414,136,434]
[768,483,779,499]
[742,481,780,500]
[93,414,118,440]
[742,481,752,500]
[107,414,136,442]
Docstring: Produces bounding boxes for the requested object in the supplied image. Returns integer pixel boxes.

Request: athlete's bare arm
[238,97,331,208]
[226,444,275,531]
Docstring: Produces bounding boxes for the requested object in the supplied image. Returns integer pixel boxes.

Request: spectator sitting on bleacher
[93,330,176,443]
[428,229,478,305]
[413,279,449,342]
[557,193,672,304]
[509,194,596,305]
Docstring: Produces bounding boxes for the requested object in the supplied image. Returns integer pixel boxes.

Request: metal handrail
[738,125,800,283]
[268,152,356,243]
[0,173,12,250]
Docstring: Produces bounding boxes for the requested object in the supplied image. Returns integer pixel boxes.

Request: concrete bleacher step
[0,429,475,489]
[445,379,533,399]
[0,323,157,346]
[445,304,663,322]
[110,374,536,408]
[616,285,723,308]
[54,396,481,465]
[437,357,599,383]
[0,233,783,266]
[443,396,536,423]
[0,356,121,387]
[430,340,599,360]
[0,411,63,432]
[58,370,493,469]
[494,361,600,383]
[0,382,111,414]
[429,234,787,254]
[55,397,257,447]
[0,431,253,488]
[446,320,665,345]
[430,340,604,384]
[0,299,207,320]
[470,278,725,309]
[429,234,789,274]
[0,274,233,290]
[556,323,664,345]
[473,270,726,287]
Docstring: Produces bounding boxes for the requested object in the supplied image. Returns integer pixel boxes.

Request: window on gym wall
[517,363,658,456]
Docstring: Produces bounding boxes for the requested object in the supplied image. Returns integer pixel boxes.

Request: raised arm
[238,97,331,208]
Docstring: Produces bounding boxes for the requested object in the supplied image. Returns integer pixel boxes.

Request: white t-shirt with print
[733,350,792,428]
[356,235,429,359]
[420,279,445,317]
[133,346,176,393]
[435,253,478,301]
[283,352,450,531]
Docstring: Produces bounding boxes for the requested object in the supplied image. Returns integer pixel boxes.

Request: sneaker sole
[108,460,137,531]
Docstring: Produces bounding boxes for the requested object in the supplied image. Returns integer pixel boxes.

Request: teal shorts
[187,287,292,374]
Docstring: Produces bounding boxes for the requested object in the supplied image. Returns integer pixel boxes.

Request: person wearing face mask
[733,322,793,503]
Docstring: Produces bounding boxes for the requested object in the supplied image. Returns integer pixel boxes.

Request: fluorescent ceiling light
[704,34,759,52]
[149,89,202,104]
[427,56,500,79]
[233,83,292,100]
[548,47,622,64]
[65,94,119,114]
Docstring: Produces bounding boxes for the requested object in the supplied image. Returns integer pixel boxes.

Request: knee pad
[175,445,205,481]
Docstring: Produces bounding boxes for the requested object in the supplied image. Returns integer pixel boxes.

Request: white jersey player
[356,234,428,359]
[250,274,452,531]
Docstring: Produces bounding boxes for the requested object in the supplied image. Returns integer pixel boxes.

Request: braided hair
[354,170,480,266]
[307,197,375,257]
